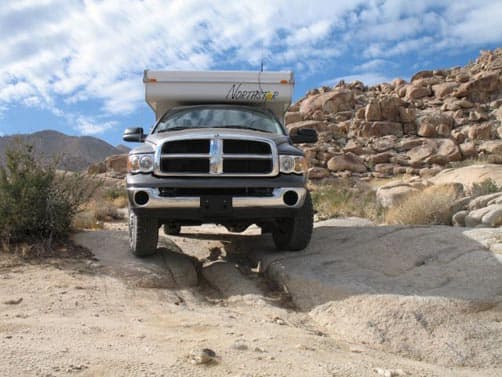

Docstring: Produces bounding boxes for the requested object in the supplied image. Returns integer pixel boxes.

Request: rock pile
[87,154,128,178]
[286,49,502,180]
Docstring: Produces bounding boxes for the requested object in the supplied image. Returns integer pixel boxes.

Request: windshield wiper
[157,126,204,133]
[221,125,272,133]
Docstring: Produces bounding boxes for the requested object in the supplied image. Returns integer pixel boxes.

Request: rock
[360,121,403,138]
[307,167,330,179]
[365,100,382,121]
[287,120,325,133]
[432,82,458,98]
[343,139,365,154]
[299,89,355,115]
[379,96,403,122]
[452,210,468,226]
[407,142,435,166]
[406,85,431,100]
[367,152,395,165]
[374,163,396,175]
[398,107,416,123]
[231,340,248,351]
[468,123,492,140]
[202,261,262,297]
[105,154,128,175]
[468,192,502,210]
[481,204,502,227]
[189,348,218,365]
[327,153,367,173]
[479,140,502,155]
[372,136,399,152]
[284,111,303,124]
[373,367,405,377]
[416,113,454,138]
[459,142,476,158]
[376,184,419,208]
[411,70,434,82]
[3,298,23,305]
[465,207,492,227]
[455,71,500,101]
[436,139,461,162]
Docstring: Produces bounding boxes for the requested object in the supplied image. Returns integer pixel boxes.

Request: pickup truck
[123,70,317,257]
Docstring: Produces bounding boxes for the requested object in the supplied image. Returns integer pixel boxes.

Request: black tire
[163,223,181,236]
[129,209,158,257]
[272,192,313,251]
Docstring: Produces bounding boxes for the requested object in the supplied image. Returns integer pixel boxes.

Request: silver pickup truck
[123,71,317,257]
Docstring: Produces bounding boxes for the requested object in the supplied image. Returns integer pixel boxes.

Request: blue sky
[0,0,501,147]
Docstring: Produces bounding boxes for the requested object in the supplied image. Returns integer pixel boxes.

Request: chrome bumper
[128,187,307,209]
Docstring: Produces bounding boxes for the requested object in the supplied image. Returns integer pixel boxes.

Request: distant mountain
[0,130,127,171]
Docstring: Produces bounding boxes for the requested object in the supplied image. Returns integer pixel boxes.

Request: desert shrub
[470,178,501,197]
[385,184,461,225]
[312,179,381,221]
[0,143,98,243]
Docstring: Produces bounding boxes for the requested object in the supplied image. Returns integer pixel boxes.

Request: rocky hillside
[287,48,502,180]
[0,130,128,171]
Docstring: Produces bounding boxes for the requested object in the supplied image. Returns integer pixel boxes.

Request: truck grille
[155,135,278,177]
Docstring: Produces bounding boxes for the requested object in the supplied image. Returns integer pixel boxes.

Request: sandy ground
[1,220,501,377]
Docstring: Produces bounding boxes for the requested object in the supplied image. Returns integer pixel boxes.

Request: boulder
[411,70,434,82]
[481,204,502,227]
[105,154,128,175]
[468,123,492,140]
[299,89,355,115]
[376,184,419,208]
[379,96,403,122]
[431,164,502,189]
[406,85,431,100]
[432,82,458,98]
[436,139,461,162]
[372,135,399,152]
[452,210,468,226]
[308,167,330,179]
[364,100,381,121]
[327,153,367,173]
[416,113,454,138]
[360,121,403,138]
[479,140,502,155]
[87,161,106,175]
[407,142,435,166]
[284,111,303,124]
[287,120,326,133]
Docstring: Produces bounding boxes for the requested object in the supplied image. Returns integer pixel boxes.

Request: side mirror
[123,127,145,142]
[290,128,318,144]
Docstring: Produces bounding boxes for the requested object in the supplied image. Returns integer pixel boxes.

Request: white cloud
[74,116,117,135]
[0,0,500,136]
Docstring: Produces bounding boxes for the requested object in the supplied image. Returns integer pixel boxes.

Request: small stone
[3,298,23,305]
[189,348,218,365]
[232,340,248,351]
[273,317,286,325]
[254,347,266,353]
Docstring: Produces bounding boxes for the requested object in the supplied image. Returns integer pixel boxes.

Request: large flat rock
[73,230,198,288]
[247,219,502,368]
[254,219,502,310]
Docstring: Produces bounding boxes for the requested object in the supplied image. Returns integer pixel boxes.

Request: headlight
[128,154,154,173]
[279,155,307,174]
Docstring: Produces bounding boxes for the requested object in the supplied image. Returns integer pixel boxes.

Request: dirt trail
[1,221,501,377]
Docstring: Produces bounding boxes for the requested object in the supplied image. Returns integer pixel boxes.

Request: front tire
[272,192,313,251]
[129,209,158,257]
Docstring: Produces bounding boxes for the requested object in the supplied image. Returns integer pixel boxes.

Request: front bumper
[128,187,307,210]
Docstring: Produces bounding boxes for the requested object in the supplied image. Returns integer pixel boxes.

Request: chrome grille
[154,134,278,177]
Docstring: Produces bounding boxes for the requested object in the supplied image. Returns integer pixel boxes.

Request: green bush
[470,178,501,197]
[0,143,97,243]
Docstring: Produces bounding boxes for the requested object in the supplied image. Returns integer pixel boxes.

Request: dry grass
[72,180,128,230]
[385,184,462,225]
[311,179,382,221]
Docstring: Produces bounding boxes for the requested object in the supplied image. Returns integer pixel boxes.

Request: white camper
[143,70,294,121]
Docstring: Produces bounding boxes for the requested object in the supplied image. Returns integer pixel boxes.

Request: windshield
[155,107,284,134]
